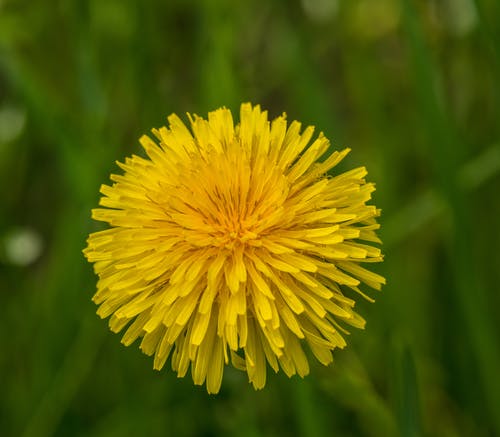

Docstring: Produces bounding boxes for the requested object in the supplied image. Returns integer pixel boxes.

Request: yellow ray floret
[83,103,385,394]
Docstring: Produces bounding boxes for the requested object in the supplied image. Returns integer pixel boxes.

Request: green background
[1,0,499,436]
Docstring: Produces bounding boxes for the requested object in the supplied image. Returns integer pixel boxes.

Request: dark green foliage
[1,0,499,436]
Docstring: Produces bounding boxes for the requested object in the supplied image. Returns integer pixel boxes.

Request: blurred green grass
[1,0,499,436]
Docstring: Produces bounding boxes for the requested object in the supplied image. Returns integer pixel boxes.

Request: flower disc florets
[84,103,385,393]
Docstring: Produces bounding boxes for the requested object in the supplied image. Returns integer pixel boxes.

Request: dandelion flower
[83,103,385,394]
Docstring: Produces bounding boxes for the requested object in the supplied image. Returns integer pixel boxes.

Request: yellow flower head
[84,103,385,394]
